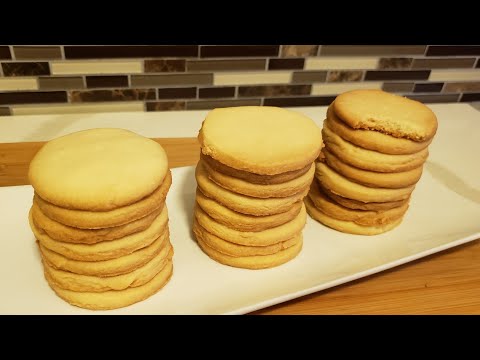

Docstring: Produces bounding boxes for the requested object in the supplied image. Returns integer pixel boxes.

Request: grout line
[317,45,322,56]
[197,45,201,58]
[8,46,15,60]
[0,63,3,77]
[234,86,238,98]
[60,46,66,60]
[423,45,429,56]
[278,45,283,58]
[196,86,199,99]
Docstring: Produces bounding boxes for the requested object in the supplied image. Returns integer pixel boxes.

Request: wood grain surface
[1,137,479,314]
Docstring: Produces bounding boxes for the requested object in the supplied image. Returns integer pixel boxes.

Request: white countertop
[0,104,478,143]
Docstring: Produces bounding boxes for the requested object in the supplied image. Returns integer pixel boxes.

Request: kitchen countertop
[1,103,479,314]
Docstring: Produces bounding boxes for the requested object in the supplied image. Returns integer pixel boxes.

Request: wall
[0,45,479,116]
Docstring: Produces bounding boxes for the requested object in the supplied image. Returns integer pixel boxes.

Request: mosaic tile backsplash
[0,45,479,116]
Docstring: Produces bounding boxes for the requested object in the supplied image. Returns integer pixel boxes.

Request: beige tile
[429,70,480,81]
[305,57,378,70]
[51,60,142,75]
[11,101,144,115]
[214,71,291,86]
[311,82,382,95]
[0,77,38,91]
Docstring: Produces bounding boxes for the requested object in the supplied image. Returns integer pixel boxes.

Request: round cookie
[323,148,423,189]
[307,181,409,226]
[196,161,309,216]
[332,89,438,142]
[326,106,432,155]
[43,245,173,293]
[305,196,403,235]
[31,202,163,244]
[315,162,415,203]
[203,159,315,198]
[196,189,302,232]
[198,106,322,175]
[193,218,299,257]
[39,231,169,277]
[30,206,169,261]
[197,235,303,270]
[29,128,169,211]
[201,153,312,185]
[322,120,429,173]
[318,180,410,211]
[44,259,173,310]
[194,202,307,246]
[34,170,171,229]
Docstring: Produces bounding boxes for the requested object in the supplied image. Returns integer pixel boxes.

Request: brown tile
[86,76,128,88]
[71,89,155,102]
[2,62,50,76]
[199,87,235,98]
[291,71,327,83]
[321,46,426,56]
[327,70,363,82]
[264,96,335,107]
[131,74,212,87]
[405,94,460,103]
[413,82,444,93]
[146,101,186,111]
[268,58,304,70]
[38,77,84,90]
[145,59,185,73]
[238,85,311,97]
[365,70,430,81]
[200,45,279,58]
[0,107,11,115]
[13,46,62,60]
[477,59,480,68]
[187,59,266,72]
[382,82,415,93]
[461,93,480,102]
[378,58,413,69]
[0,46,11,60]
[412,58,476,69]
[158,87,196,99]
[0,91,67,105]
[426,46,480,56]
[186,99,261,110]
[443,82,480,93]
[281,45,319,57]
[64,45,198,58]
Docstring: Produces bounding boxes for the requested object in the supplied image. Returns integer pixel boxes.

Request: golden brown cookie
[197,234,303,269]
[196,188,302,232]
[201,153,312,185]
[44,259,173,310]
[194,202,307,246]
[198,106,322,175]
[29,128,169,211]
[30,206,169,261]
[196,161,309,216]
[43,245,173,293]
[31,200,163,244]
[203,159,315,198]
[323,148,423,189]
[318,180,410,211]
[315,161,415,203]
[322,120,429,173]
[34,170,171,229]
[193,218,299,257]
[307,180,409,226]
[326,106,432,155]
[333,89,438,142]
[305,196,403,235]
[39,230,169,277]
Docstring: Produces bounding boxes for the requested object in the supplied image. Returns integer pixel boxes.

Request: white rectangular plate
[1,110,480,314]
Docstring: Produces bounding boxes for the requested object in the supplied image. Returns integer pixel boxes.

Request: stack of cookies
[193,106,322,269]
[306,89,438,235]
[28,128,174,310]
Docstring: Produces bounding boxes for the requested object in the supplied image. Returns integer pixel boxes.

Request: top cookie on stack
[306,90,438,235]
[194,106,322,269]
